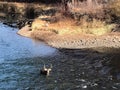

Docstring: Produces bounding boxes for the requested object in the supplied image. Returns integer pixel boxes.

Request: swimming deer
[40,64,52,76]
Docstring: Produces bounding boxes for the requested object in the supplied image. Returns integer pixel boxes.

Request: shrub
[66,0,106,19]
[74,18,116,35]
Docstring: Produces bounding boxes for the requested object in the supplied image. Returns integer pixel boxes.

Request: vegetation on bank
[109,0,120,17]
[0,0,120,36]
[29,0,120,37]
[0,1,56,28]
[31,16,116,36]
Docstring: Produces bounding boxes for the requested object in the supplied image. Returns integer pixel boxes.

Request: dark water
[0,23,120,90]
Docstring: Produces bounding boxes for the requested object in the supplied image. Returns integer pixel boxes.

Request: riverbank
[1,1,119,53]
[17,23,120,53]
[17,13,120,53]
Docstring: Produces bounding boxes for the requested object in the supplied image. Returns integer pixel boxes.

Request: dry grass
[67,0,105,15]
[78,18,115,35]
[31,17,115,36]
[109,0,120,17]
[31,17,75,34]
[30,0,116,37]
[57,0,107,21]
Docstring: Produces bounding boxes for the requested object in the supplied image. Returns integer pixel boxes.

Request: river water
[0,23,120,90]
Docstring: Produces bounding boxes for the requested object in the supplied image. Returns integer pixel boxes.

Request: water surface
[0,23,120,90]
[0,23,57,60]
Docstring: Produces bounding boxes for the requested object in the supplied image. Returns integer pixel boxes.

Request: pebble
[76,79,86,82]
[82,72,85,75]
[70,69,75,72]
[82,85,87,88]
[60,60,66,63]
[80,79,86,82]
[54,80,57,83]
[76,85,81,88]
[90,83,98,87]
[112,86,118,89]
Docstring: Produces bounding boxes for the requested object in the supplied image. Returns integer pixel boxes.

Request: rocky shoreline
[18,25,120,53]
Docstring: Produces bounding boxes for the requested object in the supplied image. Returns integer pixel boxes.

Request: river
[0,23,120,90]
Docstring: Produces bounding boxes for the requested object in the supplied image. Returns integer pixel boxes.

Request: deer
[40,64,52,76]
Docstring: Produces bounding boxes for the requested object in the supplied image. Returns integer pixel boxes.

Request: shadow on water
[53,49,120,90]
[0,24,120,89]
[1,49,120,89]
[107,54,120,79]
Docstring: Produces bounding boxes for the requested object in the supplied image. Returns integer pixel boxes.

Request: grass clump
[77,18,115,35]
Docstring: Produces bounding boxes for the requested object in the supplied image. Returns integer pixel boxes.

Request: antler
[43,64,46,69]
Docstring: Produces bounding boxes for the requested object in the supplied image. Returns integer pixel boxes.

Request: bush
[75,18,116,35]
[67,0,105,18]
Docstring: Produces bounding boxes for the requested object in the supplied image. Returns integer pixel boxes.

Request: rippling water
[0,23,57,60]
[0,23,120,90]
